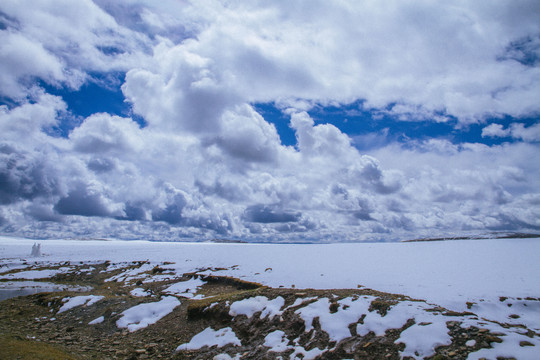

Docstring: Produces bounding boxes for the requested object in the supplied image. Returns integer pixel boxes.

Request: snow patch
[163,278,206,298]
[468,330,540,360]
[130,288,153,297]
[89,316,104,325]
[105,263,154,283]
[296,296,375,342]
[358,300,425,337]
[229,296,285,319]
[58,295,104,313]
[176,327,241,351]
[116,296,180,332]
[213,354,241,360]
[264,330,290,352]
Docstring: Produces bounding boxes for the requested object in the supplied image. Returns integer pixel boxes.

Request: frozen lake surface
[0,281,90,301]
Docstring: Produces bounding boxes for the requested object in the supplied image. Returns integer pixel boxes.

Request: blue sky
[1,0,539,242]
[33,81,538,149]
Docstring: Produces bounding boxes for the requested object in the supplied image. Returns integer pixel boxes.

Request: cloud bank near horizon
[0,0,539,242]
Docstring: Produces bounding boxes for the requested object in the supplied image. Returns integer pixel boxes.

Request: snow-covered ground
[1,236,539,359]
[1,236,538,312]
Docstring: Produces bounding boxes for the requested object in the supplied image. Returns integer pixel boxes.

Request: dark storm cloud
[152,204,183,224]
[118,202,147,221]
[501,35,540,67]
[275,218,318,233]
[0,144,58,204]
[54,185,113,217]
[87,157,116,173]
[195,179,248,202]
[358,160,401,195]
[184,215,233,235]
[487,213,540,231]
[215,136,276,163]
[244,204,301,224]
[0,10,18,30]
[151,193,187,225]
[25,203,62,222]
[351,210,373,221]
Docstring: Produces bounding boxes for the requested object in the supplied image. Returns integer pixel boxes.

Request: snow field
[2,237,538,316]
[1,237,539,358]
[179,294,540,360]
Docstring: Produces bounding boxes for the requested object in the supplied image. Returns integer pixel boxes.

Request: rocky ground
[0,261,537,359]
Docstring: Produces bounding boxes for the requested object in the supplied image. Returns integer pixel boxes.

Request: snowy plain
[1,236,538,311]
[1,236,539,359]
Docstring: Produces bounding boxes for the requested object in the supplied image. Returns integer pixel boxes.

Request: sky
[0,0,539,242]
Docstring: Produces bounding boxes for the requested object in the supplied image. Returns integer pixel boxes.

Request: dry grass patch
[0,335,77,360]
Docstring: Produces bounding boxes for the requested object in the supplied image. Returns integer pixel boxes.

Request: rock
[485,335,503,343]
[520,341,534,347]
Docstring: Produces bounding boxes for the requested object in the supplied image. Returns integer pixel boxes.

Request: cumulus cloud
[0,32,65,98]
[0,0,539,241]
[0,145,58,205]
[482,122,540,141]
[244,204,301,224]
[54,183,122,218]
[135,0,539,122]
[0,0,153,99]
[70,113,143,154]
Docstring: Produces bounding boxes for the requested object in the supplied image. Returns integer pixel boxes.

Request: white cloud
[0,0,539,241]
[508,123,540,142]
[482,122,540,142]
[0,32,65,98]
[126,0,539,122]
[70,113,144,154]
[482,124,509,138]
[0,0,154,98]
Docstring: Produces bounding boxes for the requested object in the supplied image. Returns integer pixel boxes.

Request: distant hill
[403,232,540,242]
